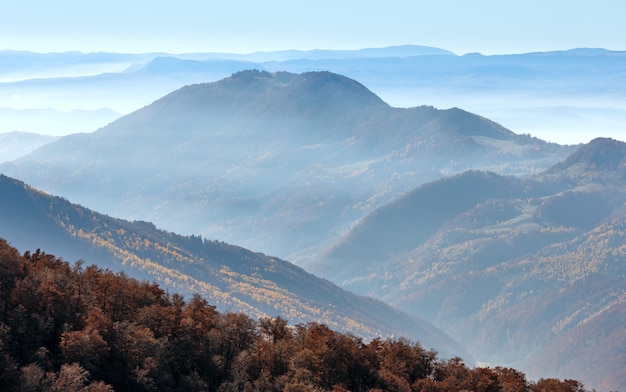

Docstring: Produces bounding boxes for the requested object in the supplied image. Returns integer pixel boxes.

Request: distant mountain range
[0,70,572,264]
[210,45,456,62]
[2,46,625,142]
[315,137,626,390]
[0,45,455,118]
[0,173,468,359]
[0,45,455,78]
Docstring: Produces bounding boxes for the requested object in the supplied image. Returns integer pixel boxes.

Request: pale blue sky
[2,0,625,54]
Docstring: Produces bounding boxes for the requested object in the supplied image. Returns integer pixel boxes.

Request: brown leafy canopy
[0,239,588,391]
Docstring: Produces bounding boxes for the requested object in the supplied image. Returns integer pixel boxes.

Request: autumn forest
[0,238,590,391]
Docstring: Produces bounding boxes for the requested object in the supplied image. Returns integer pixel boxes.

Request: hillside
[313,170,529,280]
[314,138,626,390]
[0,173,466,359]
[0,239,587,391]
[1,70,572,264]
[0,131,59,163]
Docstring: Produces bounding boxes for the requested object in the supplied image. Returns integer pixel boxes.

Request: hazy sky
[2,0,625,54]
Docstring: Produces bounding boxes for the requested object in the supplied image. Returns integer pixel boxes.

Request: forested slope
[0,174,463,357]
[316,138,626,390]
[0,239,589,391]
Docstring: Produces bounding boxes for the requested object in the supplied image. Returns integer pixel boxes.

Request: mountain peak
[229,68,274,80]
[226,70,388,107]
[551,137,626,174]
[142,70,389,130]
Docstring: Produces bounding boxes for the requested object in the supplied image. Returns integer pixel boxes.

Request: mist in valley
[2,49,625,146]
[2,47,626,390]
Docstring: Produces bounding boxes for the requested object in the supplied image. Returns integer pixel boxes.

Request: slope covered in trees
[0,239,589,391]
[316,138,626,390]
[0,173,465,358]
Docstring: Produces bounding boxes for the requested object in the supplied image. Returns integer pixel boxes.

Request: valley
[0,70,573,265]
[1,48,625,390]
[0,174,466,359]
[317,137,626,389]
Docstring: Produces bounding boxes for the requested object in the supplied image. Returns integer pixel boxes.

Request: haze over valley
[1,60,626,389]
[0,69,575,266]
[2,2,626,389]
[316,137,626,388]
[2,47,625,145]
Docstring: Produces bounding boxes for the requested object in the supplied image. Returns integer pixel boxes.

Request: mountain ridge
[0,131,59,163]
[0,173,469,359]
[3,48,624,144]
[313,171,528,280]
[0,71,572,263]
[545,137,626,174]
[314,137,626,390]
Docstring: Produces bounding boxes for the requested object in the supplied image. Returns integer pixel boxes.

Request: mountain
[0,45,454,113]
[313,171,529,281]
[0,237,587,391]
[546,134,626,173]
[314,138,626,390]
[0,131,59,163]
[0,46,453,77]
[129,56,259,76]
[3,48,624,144]
[0,70,572,264]
[229,45,456,62]
[0,173,468,359]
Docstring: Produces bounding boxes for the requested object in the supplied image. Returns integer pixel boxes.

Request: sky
[2,0,626,55]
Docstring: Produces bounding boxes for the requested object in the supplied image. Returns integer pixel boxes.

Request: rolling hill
[0,173,468,359]
[0,131,59,163]
[314,137,626,390]
[0,70,572,265]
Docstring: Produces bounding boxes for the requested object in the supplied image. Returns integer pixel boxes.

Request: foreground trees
[0,239,589,391]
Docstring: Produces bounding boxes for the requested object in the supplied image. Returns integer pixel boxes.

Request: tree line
[0,238,591,391]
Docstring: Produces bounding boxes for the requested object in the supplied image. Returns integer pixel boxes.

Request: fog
[2,49,625,390]
[0,70,573,269]
[375,87,626,145]
[1,49,624,144]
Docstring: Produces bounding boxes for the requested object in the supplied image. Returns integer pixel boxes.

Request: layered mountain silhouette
[0,131,59,163]
[0,173,469,359]
[2,63,624,388]
[0,70,572,264]
[316,138,626,390]
[3,48,624,143]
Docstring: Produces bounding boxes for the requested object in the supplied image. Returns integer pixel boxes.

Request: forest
[0,238,591,391]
